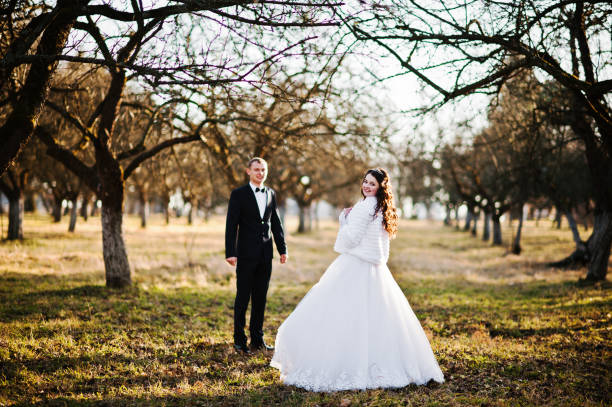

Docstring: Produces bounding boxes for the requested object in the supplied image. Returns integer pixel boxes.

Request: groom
[225,157,288,354]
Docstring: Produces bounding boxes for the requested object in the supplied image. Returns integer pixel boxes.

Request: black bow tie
[255,187,266,193]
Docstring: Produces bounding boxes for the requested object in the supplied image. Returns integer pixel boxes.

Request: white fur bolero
[333,196,390,265]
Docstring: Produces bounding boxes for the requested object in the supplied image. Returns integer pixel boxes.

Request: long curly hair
[361,167,399,238]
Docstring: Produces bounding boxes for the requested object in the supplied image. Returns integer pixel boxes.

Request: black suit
[225,184,287,346]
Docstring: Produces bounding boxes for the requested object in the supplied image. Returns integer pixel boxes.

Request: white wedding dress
[270,196,444,392]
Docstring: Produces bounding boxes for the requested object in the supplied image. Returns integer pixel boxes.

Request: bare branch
[123,134,201,179]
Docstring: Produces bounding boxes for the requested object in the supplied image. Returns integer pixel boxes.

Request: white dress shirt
[249,182,268,218]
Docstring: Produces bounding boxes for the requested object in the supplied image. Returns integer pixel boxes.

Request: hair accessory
[369,168,385,178]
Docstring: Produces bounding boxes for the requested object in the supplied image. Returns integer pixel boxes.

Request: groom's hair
[247,157,267,168]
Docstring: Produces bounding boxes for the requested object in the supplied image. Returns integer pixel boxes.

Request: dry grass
[0,213,610,406]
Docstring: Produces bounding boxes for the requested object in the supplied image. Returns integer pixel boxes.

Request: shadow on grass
[12,374,448,407]
[20,284,109,299]
[13,384,301,407]
[0,271,102,290]
[486,317,612,338]
[401,278,588,305]
[1,230,99,244]
[7,343,318,407]
[0,270,236,319]
[0,277,111,322]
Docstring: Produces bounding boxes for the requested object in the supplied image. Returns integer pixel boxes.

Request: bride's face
[362,174,379,197]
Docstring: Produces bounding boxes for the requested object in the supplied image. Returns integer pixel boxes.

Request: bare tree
[0,165,28,240]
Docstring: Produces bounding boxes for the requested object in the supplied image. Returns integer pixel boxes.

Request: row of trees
[1,60,384,284]
[439,70,592,259]
[0,1,363,287]
[388,68,596,274]
[2,1,610,284]
[343,0,611,281]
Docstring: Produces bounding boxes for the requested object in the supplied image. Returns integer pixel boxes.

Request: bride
[270,168,444,392]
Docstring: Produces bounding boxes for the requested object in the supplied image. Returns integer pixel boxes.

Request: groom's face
[247,161,267,185]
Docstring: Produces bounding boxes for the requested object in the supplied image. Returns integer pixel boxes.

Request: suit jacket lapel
[246,184,263,220]
[262,189,272,220]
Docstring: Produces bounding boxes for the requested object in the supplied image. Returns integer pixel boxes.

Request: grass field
[0,213,610,406]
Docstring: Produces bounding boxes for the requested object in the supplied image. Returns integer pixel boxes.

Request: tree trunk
[98,158,131,287]
[463,206,473,231]
[471,211,478,236]
[482,211,491,242]
[444,203,452,226]
[98,151,131,288]
[554,209,562,229]
[492,214,502,245]
[204,208,211,221]
[580,205,590,231]
[307,204,313,231]
[39,193,51,213]
[68,197,78,232]
[566,210,584,249]
[297,203,310,233]
[527,205,535,221]
[511,206,524,255]
[187,204,193,225]
[298,204,306,233]
[424,203,431,220]
[585,210,612,281]
[7,193,24,240]
[101,205,131,288]
[80,195,89,221]
[93,64,132,288]
[549,208,590,269]
[548,209,589,269]
[454,206,460,229]
[52,197,62,222]
[566,90,612,281]
[24,192,35,213]
[159,191,170,224]
[90,201,99,217]
[139,191,148,228]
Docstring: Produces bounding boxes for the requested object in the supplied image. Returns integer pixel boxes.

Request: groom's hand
[280,254,288,264]
[226,257,237,266]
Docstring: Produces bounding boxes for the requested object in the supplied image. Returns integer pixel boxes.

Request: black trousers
[233,254,272,345]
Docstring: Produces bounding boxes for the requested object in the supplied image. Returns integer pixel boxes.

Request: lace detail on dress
[275,363,441,392]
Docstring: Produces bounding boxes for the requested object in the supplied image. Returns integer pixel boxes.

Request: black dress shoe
[233,343,252,354]
[250,341,274,351]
